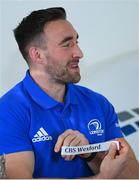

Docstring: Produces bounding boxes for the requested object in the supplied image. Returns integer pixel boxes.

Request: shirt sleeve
[0,97,33,155]
[102,97,123,140]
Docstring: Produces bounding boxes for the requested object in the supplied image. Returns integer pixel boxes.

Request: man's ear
[28,47,46,64]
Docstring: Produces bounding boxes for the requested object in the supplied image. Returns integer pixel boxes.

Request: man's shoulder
[0,81,29,109]
[71,84,106,101]
[71,84,112,109]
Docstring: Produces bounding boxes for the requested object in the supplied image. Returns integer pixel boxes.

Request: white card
[61,140,120,156]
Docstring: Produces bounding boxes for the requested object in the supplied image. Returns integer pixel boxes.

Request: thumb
[107,142,117,159]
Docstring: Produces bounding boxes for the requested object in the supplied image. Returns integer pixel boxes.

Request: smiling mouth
[68,64,80,73]
[68,60,80,70]
[70,64,79,68]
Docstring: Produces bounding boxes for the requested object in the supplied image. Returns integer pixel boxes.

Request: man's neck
[30,70,66,103]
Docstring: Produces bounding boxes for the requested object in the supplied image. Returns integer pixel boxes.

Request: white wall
[80,51,139,111]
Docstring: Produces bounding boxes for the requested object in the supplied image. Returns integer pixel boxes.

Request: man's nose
[72,44,84,59]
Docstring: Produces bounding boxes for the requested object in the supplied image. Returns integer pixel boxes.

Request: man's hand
[98,141,128,179]
[116,138,139,178]
[54,129,90,160]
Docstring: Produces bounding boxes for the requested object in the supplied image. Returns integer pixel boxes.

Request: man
[0,7,138,179]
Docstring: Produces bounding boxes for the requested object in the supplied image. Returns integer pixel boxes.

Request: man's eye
[62,41,79,47]
[62,42,72,47]
[63,43,70,47]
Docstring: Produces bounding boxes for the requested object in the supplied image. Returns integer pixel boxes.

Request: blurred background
[0,0,139,160]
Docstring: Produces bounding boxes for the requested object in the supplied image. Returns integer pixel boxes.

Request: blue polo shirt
[0,70,123,178]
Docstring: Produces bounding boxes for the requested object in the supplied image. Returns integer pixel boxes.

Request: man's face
[42,20,83,84]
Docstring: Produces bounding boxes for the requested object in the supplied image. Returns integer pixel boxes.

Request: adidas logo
[32,127,52,143]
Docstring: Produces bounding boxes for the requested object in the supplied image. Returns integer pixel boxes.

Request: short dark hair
[13,7,66,63]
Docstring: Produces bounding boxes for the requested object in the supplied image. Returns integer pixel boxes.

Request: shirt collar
[22,70,78,110]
